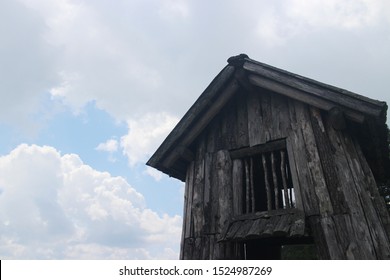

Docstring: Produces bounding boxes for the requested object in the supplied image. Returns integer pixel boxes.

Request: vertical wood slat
[236,90,249,148]
[192,157,205,236]
[216,150,233,235]
[287,100,320,215]
[250,157,255,213]
[271,152,279,209]
[247,90,264,146]
[262,154,272,211]
[203,153,213,235]
[289,183,294,207]
[337,129,390,258]
[245,159,250,213]
[280,150,291,208]
[181,161,195,259]
[232,159,244,216]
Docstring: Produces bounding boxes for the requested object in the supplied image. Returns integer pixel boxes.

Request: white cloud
[287,0,383,29]
[120,112,179,167]
[0,0,60,131]
[3,0,390,130]
[95,139,118,153]
[254,0,390,47]
[159,0,190,21]
[144,167,164,182]
[0,144,181,259]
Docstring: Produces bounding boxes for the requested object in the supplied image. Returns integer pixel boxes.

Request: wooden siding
[180,87,390,259]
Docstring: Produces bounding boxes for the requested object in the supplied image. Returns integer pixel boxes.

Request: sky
[0,0,389,260]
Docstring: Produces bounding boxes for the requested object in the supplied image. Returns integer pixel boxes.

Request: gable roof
[147,54,388,181]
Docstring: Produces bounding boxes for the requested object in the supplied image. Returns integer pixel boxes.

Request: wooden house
[147,54,390,259]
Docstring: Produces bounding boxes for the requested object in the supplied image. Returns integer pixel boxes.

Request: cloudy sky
[1,0,389,259]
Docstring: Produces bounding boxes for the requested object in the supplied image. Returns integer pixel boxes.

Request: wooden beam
[328,107,346,131]
[243,61,384,118]
[262,154,273,211]
[247,74,366,123]
[230,139,286,159]
[162,79,240,169]
[147,65,235,169]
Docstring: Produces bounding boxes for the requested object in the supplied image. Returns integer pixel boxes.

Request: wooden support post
[262,154,272,211]
[250,157,255,213]
[280,150,291,208]
[289,185,294,208]
[245,159,250,214]
[271,152,279,209]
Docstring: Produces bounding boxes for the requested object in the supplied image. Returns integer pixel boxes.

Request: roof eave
[146,64,236,176]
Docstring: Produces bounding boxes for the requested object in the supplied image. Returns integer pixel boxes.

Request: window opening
[231,139,295,214]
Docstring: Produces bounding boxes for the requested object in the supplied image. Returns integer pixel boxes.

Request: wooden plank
[182,79,239,147]
[325,123,383,259]
[230,139,286,159]
[206,116,219,153]
[247,74,366,123]
[285,138,304,211]
[225,221,243,240]
[202,236,210,260]
[319,216,345,259]
[232,159,244,216]
[147,65,235,168]
[192,157,205,236]
[260,90,272,142]
[273,214,291,236]
[209,235,215,259]
[221,97,238,150]
[244,62,383,117]
[328,107,346,131]
[296,103,333,216]
[307,216,331,259]
[250,157,255,213]
[338,130,390,259]
[184,161,195,238]
[236,90,249,148]
[245,159,250,214]
[234,220,254,240]
[195,133,206,161]
[288,215,306,237]
[245,218,267,238]
[180,165,191,259]
[261,215,280,237]
[182,238,194,260]
[202,153,213,234]
[243,58,386,107]
[192,237,202,259]
[271,152,280,209]
[233,208,302,221]
[354,137,390,240]
[246,89,264,146]
[287,100,320,216]
[162,79,240,169]
[210,154,220,235]
[310,107,349,215]
[216,150,233,235]
[280,150,291,208]
[271,93,290,138]
[332,214,374,259]
[262,154,272,211]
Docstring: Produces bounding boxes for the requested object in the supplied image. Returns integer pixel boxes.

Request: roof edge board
[161,78,240,169]
[247,74,366,123]
[146,65,236,168]
[244,58,386,107]
[243,60,385,118]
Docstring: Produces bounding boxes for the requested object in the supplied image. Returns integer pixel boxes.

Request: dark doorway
[243,238,317,260]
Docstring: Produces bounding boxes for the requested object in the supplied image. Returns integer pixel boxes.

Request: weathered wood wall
[180,86,390,259]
